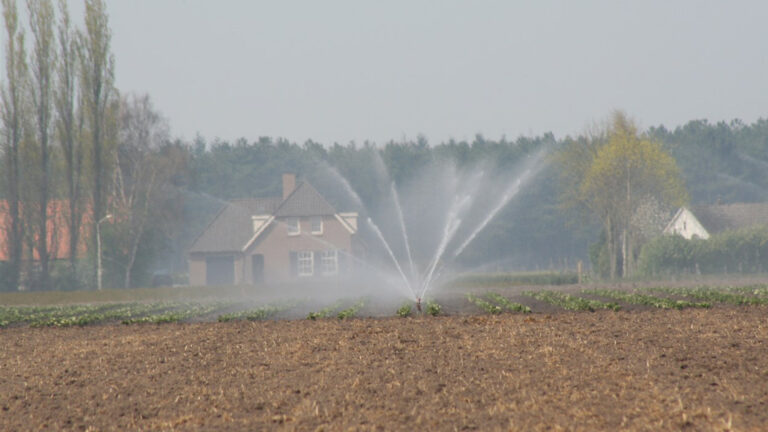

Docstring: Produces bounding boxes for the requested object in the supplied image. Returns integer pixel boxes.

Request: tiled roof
[692,203,768,234]
[189,180,342,253]
[274,182,338,217]
[189,197,281,253]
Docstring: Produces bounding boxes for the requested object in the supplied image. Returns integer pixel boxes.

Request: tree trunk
[606,216,616,279]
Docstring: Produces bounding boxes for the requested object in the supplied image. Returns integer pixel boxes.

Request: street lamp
[96,214,113,291]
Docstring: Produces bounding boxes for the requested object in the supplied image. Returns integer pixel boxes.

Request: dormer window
[286,217,300,235]
[311,217,323,235]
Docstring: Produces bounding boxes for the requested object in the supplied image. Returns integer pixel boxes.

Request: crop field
[1,281,768,430]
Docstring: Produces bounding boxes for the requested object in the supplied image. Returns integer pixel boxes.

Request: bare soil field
[1,307,767,431]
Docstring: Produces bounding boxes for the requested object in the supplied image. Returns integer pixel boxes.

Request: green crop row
[307,299,365,320]
[0,302,237,327]
[524,290,621,312]
[485,293,532,313]
[123,302,231,324]
[645,286,768,306]
[466,293,531,314]
[727,284,768,298]
[217,305,283,322]
[583,289,710,310]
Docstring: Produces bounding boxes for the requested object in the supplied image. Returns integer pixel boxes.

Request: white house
[663,203,768,239]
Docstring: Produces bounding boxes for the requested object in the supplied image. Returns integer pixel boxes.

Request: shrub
[638,227,768,276]
[425,300,441,316]
[396,303,412,318]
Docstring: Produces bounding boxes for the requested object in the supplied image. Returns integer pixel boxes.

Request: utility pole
[96,214,112,290]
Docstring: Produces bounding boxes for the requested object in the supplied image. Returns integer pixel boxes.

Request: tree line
[0,0,184,291]
[3,3,768,291]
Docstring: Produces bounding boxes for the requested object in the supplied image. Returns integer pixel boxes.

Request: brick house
[0,200,90,261]
[188,174,359,286]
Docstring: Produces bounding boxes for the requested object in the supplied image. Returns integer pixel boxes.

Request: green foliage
[425,300,442,316]
[307,301,342,320]
[121,302,230,324]
[467,293,531,314]
[637,227,768,276]
[646,286,768,306]
[584,289,710,310]
[649,119,768,204]
[396,303,412,318]
[485,293,532,313]
[558,112,688,279]
[466,294,502,314]
[337,301,364,320]
[523,290,620,312]
[217,305,282,322]
[0,302,231,328]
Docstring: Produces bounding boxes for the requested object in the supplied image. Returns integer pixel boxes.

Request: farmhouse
[663,203,768,240]
[188,174,359,286]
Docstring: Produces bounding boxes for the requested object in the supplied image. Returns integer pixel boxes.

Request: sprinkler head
[416,297,422,313]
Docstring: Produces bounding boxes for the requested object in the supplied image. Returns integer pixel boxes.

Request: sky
[17,1,768,144]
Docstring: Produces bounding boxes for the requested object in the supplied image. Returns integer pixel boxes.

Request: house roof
[189,181,342,254]
[189,197,281,253]
[690,203,768,234]
[274,182,338,217]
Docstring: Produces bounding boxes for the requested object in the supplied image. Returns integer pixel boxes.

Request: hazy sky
[23,1,768,144]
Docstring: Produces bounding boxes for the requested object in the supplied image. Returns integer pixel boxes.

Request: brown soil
[1,308,767,431]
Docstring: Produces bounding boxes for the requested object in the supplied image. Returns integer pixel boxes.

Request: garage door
[206,255,234,285]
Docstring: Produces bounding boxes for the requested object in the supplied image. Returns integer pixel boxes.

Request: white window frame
[297,251,313,276]
[311,216,323,235]
[286,217,300,236]
[320,250,338,275]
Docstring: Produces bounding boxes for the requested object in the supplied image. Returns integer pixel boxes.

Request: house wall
[188,254,206,286]
[664,208,710,240]
[189,252,245,286]
[245,215,353,283]
[189,215,354,286]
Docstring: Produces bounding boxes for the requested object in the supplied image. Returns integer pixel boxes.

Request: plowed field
[1,307,767,431]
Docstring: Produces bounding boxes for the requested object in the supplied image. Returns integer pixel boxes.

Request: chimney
[282,173,296,200]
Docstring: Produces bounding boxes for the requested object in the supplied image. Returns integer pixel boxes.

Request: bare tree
[55,0,84,281]
[27,0,56,289]
[0,0,27,290]
[112,94,172,288]
[78,0,114,287]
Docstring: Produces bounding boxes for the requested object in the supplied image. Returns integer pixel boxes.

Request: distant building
[0,200,90,261]
[663,203,768,240]
[188,174,359,286]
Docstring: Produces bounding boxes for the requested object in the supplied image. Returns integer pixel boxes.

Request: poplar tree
[27,0,55,289]
[55,0,84,282]
[0,0,26,290]
[78,0,114,287]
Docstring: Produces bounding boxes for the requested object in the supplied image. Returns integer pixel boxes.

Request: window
[311,217,323,235]
[320,250,338,275]
[286,217,300,235]
[297,251,313,276]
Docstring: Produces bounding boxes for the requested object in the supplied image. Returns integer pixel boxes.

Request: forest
[1,0,768,291]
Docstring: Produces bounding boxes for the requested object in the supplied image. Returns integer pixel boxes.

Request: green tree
[560,112,688,278]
